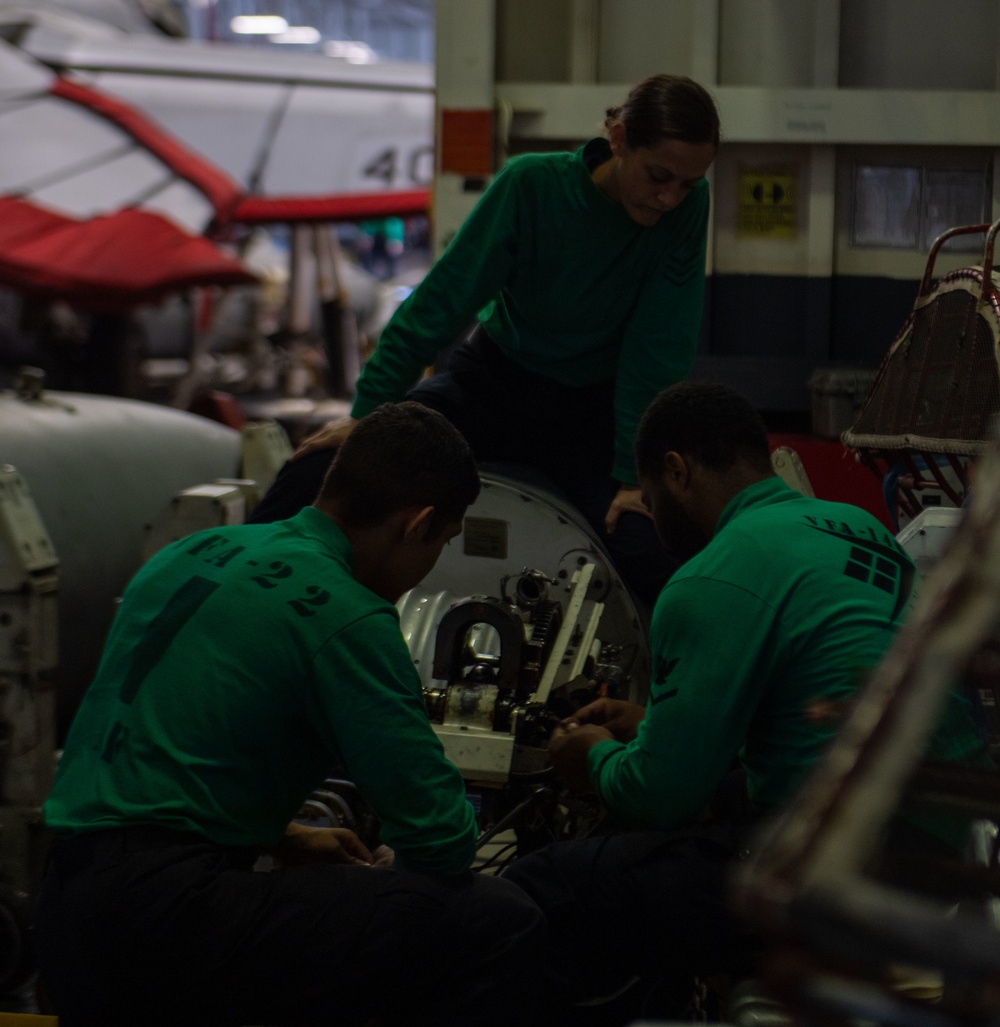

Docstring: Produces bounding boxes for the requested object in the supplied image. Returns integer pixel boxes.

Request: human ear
[663,451,690,487]
[608,120,626,156]
[402,506,435,543]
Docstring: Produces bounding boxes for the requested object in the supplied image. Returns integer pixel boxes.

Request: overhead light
[323,39,377,64]
[270,26,321,44]
[230,15,289,35]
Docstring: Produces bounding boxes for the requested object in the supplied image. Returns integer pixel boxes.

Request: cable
[474,840,519,874]
[475,787,552,851]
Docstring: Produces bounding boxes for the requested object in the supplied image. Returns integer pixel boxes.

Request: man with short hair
[35,402,545,1027]
[504,381,987,1020]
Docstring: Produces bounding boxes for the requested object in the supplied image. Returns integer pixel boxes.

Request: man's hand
[548,722,613,794]
[604,485,652,533]
[371,844,395,868]
[271,822,374,866]
[568,697,646,743]
[292,416,357,460]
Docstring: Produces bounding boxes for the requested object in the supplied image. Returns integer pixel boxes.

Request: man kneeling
[35,402,544,1027]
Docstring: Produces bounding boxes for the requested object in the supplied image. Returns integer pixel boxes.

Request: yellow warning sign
[736,165,799,239]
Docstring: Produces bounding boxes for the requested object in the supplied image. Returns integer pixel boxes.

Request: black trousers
[407,329,677,612]
[34,827,546,1027]
[499,810,966,1025]
[502,824,764,1025]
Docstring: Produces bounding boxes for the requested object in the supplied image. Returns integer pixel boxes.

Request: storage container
[807,367,877,440]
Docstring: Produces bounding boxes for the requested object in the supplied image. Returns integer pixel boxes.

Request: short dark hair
[318,402,480,537]
[605,74,720,150]
[636,382,772,479]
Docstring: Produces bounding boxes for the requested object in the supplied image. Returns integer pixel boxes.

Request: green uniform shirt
[351,139,709,484]
[44,508,478,876]
[589,478,987,832]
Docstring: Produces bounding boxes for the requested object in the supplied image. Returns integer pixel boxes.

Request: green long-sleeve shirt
[44,507,477,876]
[352,138,709,484]
[588,478,987,831]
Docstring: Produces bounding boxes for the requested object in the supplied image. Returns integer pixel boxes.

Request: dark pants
[502,826,763,1024]
[407,329,676,611]
[34,827,546,1027]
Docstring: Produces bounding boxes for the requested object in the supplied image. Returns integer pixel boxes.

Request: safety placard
[440,108,494,177]
[736,165,799,239]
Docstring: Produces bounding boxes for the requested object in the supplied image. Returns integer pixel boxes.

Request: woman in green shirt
[296,74,720,609]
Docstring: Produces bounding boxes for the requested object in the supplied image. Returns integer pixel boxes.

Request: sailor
[502,381,991,1022]
[33,402,545,1027]
[289,73,720,613]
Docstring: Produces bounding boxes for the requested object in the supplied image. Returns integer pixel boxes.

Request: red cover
[0,198,256,311]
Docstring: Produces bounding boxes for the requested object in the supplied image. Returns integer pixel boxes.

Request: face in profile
[413,520,463,590]
[641,477,709,566]
[389,518,464,603]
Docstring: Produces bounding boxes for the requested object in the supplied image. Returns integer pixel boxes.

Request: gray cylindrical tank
[398,472,650,701]
[1,386,241,738]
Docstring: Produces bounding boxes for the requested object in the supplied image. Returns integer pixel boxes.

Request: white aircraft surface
[0,3,434,304]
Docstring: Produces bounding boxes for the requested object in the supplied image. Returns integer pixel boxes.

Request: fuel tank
[1,380,241,736]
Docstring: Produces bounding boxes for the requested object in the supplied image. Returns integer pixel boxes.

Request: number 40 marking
[363,146,433,187]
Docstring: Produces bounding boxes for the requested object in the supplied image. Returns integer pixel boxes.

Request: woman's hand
[292,416,357,460]
[604,484,652,533]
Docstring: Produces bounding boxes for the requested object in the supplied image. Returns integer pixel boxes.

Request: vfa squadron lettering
[803,516,915,623]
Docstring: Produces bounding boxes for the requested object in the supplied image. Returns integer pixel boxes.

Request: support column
[433,0,497,256]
